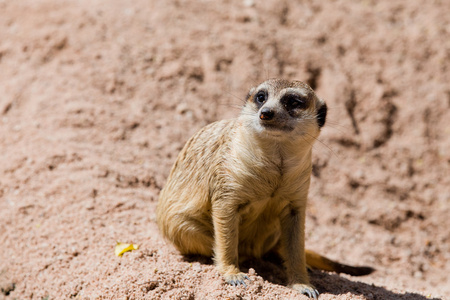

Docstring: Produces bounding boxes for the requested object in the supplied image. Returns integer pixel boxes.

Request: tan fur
[157,79,372,298]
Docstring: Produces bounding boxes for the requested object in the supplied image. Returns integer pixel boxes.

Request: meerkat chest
[240,169,305,216]
[232,161,309,258]
[229,155,304,216]
[226,135,312,215]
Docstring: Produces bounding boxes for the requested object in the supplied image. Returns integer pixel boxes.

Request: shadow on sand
[183,254,441,300]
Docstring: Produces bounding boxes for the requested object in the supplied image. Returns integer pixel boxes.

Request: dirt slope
[0,0,449,299]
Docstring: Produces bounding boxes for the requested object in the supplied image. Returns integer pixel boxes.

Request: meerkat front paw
[224,272,250,287]
[289,283,319,299]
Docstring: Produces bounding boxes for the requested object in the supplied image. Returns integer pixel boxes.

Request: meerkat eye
[289,99,300,108]
[283,94,307,111]
[254,91,267,104]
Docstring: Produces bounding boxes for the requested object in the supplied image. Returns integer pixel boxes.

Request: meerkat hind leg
[171,218,214,257]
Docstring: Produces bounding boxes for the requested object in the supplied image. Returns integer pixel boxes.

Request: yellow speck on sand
[115,242,139,257]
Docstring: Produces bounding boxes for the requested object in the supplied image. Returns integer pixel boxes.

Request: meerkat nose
[260,107,275,120]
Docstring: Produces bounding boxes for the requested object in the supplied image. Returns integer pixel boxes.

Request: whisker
[224,90,246,105]
[292,113,351,135]
[264,63,270,81]
[217,102,244,111]
[300,134,317,152]
[324,120,351,129]
[304,132,339,159]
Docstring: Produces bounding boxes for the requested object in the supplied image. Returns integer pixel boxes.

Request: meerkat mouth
[261,122,294,132]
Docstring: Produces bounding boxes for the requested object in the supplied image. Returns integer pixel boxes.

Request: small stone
[243,0,254,7]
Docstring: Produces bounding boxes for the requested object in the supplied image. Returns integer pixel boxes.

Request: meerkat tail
[305,250,375,276]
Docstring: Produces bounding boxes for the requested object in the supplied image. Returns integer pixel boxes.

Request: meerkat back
[156,118,237,256]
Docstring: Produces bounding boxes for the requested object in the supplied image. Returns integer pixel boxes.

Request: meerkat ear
[317,102,327,128]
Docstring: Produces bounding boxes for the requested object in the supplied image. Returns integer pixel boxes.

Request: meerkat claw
[225,273,249,287]
[291,283,319,299]
[309,289,319,299]
[302,288,319,299]
[310,289,320,299]
[228,279,246,287]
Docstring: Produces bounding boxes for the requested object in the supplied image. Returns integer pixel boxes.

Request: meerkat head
[240,79,327,141]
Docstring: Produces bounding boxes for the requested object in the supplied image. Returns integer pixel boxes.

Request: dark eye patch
[281,94,308,111]
[254,90,267,106]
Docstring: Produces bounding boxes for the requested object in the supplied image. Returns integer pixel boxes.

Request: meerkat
[156,79,373,299]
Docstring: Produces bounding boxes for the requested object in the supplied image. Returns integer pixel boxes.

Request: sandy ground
[0,0,449,299]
